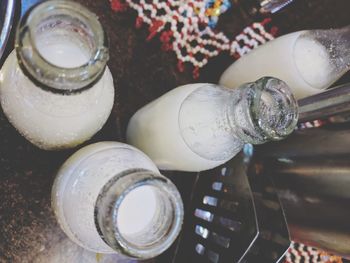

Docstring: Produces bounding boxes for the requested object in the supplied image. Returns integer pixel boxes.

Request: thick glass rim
[95,169,184,259]
[249,77,299,141]
[15,0,109,94]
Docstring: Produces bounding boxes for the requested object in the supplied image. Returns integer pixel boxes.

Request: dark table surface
[1,0,350,262]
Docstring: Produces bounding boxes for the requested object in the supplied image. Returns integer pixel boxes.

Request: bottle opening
[117,185,175,249]
[96,170,184,259]
[34,15,92,69]
[16,0,109,93]
[251,77,298,141]
[117,185,158,236]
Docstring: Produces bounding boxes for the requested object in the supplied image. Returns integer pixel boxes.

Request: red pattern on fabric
[110,0,277,78]
[147,20,165,41]
[283,242,343,263]
[111,0,128,12]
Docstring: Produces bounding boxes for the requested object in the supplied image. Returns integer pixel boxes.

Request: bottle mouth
[249,77,298,141]
[16,0,109,94]
[95,170,184,259]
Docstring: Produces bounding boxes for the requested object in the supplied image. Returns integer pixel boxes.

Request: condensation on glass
[0,0,114,150]
[52,142,184,259]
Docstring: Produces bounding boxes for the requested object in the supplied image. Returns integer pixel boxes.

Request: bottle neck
[95,169,183,259]
[228,77,298,145]
[294,26,350,90]
[16,0,109,95]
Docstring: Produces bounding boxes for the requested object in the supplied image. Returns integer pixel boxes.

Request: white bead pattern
[284,241,343,263]
[111,0,275,77]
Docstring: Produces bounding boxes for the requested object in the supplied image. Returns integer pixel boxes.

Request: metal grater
[174,146,291,263]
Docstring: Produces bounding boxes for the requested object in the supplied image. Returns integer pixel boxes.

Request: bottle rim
[95,169,184,259]
[249,77,299,141]
[15,0,109,95]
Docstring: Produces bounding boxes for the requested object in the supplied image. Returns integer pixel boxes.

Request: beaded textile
[110,0,277,78]
[284,242,343,263]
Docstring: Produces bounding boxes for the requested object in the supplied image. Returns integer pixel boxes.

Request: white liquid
[219,31,335,99]
[127,84,225,172]
[52,142,160,253]
[37,38,90,68]
[0,42,114,150]
[117,185,157,235]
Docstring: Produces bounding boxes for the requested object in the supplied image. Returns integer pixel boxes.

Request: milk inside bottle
[127,78,298,172]
[52,142,184,259]
[0,0,114,150]
[220,26,350,99]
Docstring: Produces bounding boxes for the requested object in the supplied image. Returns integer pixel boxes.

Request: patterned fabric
[284,242,343,263]
[110,0,276,78]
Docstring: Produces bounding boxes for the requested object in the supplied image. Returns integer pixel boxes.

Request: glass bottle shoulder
[179,84,244,162]
[51,142,160,253]
[53,142,159,187]
[0,50,114,118]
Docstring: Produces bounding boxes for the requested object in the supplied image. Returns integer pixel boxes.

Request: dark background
[1,0,350,262]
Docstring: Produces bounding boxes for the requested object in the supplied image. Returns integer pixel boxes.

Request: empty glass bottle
[220,26,350,99]
[0,0,114,150]
[127,77,298,172]
[52,142,184,259]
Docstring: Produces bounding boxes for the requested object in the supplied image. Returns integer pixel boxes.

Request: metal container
[174,151,291,263]
[0,0,16,65]
[257,83,350,259]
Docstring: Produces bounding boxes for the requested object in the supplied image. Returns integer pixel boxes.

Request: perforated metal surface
[175,147,291,263]
[243,152,291,262]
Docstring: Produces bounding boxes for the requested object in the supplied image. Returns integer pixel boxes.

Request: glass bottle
[127,77,298,172]
[220,26,350,99]
[0,0,114,150]
[52,142,184,259]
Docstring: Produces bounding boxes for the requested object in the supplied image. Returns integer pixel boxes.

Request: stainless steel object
[0,0,15,63]
[235,0,294,17]
[259,0,294,13]
[257,83,350,258]
[298,83,350,123]
[174,152,291,263]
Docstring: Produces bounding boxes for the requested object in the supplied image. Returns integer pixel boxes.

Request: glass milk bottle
[220,26,350,99]
[52,142,184,259]
[127,77,298,172]
[0,0,114,150]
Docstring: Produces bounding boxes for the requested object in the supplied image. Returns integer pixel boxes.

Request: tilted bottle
[52,142,184,259]
[220,26,350,99]
[0,0,114,150]
[127,77,298,172]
